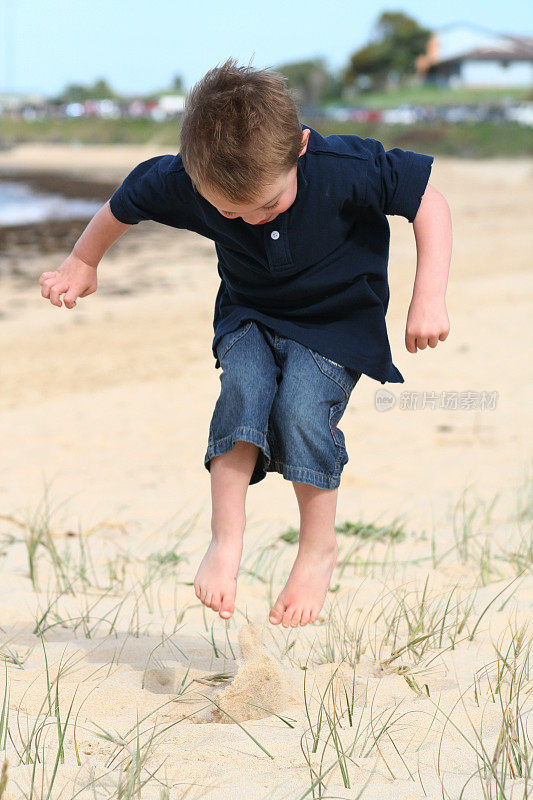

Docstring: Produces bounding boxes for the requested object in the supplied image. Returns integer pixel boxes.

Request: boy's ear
[299,128,310,157]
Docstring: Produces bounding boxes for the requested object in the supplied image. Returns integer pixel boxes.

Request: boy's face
[200,128,310,226]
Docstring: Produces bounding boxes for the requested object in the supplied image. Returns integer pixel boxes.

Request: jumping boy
[38,58,452,629]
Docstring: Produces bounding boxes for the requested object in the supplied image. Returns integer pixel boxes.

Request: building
[0,92,47,113]
[417,23,533,88]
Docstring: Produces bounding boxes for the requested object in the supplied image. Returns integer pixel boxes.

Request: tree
[53,77,116,104]
[170,74,184,93]
[53,83,89,104]
[90,78,116,99]
[274,58,342,106]
[343,11,431,92]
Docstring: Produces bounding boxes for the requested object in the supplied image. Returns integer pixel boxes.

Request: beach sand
[0,143,531,799]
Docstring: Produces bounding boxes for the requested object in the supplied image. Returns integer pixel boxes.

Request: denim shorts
[204,320,362,489]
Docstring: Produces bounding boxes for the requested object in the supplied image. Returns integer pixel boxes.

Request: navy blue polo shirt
[109,123,433,384]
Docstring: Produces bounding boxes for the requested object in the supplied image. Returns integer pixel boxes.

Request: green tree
[53,77,116,104]
[274,58,342,106]
[146,74,186,100]
[170,74,184,93]
[53,83,90,104]
[344,11,431,92]
[90,78,116,99]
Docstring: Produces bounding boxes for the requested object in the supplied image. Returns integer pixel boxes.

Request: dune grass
[0,465,530,797]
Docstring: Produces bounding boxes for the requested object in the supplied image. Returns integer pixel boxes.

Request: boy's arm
[405,184,452,353]
[73,200,131,266]
[39,200,132,308]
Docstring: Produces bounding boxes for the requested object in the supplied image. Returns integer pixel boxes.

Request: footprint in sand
[209,624,297,723]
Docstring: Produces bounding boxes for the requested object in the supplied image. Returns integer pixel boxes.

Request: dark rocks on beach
[0,169,117,202]
[2,217,93,253]
[0,170,118,257]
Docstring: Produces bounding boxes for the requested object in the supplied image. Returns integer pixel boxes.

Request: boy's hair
[179,56,302,205]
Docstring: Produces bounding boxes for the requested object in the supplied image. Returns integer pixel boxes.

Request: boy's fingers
[63,289,78,308]
[405,332,416,353]
[40,276,60,297]
[49,283,69,306]
[39,272,57,283]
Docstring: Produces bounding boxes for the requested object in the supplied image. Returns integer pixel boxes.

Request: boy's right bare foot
[193,533,243,619]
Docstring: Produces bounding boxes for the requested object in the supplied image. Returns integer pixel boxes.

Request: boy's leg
[195,441,259,619]
[199,321,280,619]
[265,335,360,628]
[194,442,259,619]
[269,483,338,627]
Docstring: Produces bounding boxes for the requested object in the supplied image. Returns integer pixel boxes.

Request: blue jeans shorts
[204,320,362,490]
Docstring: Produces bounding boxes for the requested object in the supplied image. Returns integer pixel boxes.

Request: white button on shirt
[271,230,280,240]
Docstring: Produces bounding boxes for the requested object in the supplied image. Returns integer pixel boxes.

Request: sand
[0,143,531,798]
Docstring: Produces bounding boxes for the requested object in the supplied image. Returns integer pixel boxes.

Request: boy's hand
[38,253,98,308]
[405,295,450,353]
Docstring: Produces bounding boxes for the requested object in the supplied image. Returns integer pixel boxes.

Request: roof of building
[419,23,533,70]
[439,39,533,65]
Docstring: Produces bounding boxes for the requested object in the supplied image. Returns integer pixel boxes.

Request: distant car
[324,107,352,122]
[381,106,418,125]
[505,103,533,126]
[64,103,84,118]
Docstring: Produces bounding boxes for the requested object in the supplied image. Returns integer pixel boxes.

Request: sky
[2,0,532,96]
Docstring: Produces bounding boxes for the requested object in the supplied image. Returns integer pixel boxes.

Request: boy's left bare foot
[269,540,338,627]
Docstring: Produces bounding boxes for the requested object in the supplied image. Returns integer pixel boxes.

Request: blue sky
[2,0,531,96]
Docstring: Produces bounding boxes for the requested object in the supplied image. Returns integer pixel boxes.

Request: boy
[39,58,452,629]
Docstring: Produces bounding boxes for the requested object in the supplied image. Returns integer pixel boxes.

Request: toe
[210,593,221,612]
[309,609,318,624]
[282,605,297,628]
[204,591,212,608]
[290,609,302,627]
[219,595,234,620]
[269,599,285,625]
[300,609,311,626]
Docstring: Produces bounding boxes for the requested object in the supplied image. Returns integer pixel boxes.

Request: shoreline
[0,170,118,262]
[0,168,118,201]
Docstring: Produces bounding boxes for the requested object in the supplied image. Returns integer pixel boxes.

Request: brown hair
[179,56,303,205]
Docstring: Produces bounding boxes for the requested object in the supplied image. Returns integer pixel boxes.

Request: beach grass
[0,469,531,798]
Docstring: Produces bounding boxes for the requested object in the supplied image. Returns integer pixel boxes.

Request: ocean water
[0,181,101,226]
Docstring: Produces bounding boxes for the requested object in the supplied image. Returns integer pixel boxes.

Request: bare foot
[269,540,338,627]
[194,534,243,620]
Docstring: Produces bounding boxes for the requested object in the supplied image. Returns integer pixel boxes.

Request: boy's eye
[222,200,278,216]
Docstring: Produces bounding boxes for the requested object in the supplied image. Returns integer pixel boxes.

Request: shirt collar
[297,154,308,190]
[298,123,310,189]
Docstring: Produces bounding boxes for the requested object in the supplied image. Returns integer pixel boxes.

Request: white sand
[0,144,531,799]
